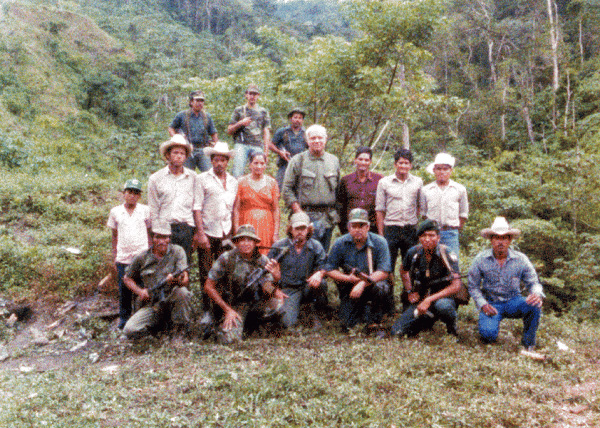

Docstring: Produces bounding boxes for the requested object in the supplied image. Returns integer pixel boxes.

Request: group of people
[106,86,545,351]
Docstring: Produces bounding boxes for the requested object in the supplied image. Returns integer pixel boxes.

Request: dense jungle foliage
[1,0,600,318]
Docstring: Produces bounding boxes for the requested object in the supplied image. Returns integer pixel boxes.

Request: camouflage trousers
[215,297,283,344]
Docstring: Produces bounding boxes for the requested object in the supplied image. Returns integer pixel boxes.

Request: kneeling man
[325,208,392,332]
[468,217,544,350]
[391,220,462,337]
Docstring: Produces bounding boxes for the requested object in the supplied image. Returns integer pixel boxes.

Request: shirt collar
[390,172,414,183]
[349,171,374,183]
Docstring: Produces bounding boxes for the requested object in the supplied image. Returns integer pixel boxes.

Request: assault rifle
[238,243,294,302]
[411,273,469,305]
[149,267,189,305]
[342,264,377,286]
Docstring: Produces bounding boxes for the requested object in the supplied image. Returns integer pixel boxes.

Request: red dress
[236,175,279,254]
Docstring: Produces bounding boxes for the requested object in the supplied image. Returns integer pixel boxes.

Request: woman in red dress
[233,152,280,254]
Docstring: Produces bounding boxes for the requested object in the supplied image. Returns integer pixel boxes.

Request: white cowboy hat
[159,134,193,161]
[203,141,235,158]
[426,153,456,174]
[480,217,521,239]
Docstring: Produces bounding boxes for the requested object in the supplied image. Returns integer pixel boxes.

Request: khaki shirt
[375,173,423,226]
[420,179,469,228]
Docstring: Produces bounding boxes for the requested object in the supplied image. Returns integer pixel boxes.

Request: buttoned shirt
[468,248,544,310]
[197,168,238,238]
[229,104,271,147]
[107,203,151,264]
[125,244,187,289]
[170,110,217,148]
[420,179,468,228]
[375,173,423,227]
[325,232,391,274]
[338,171,383,233]
[268,237,326,289]
[272,126,307,167]
[148,166,199,228]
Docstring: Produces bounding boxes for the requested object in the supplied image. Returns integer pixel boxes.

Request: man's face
[395,157,412,176]
[290,225,309,243]
[167,146,188,168]
[354,153,372,173]
[490,234,512,257]
[152,233,170,254]
[418,230,440,252]
[245,91,259,106]
[289,113,304,129]
[307,132,326,156]
[235,237,257,256]
[349,222,369,243]
[433,164,452,184]
[190,97,204,113]
[123,189,141,206]
[211,155,229,175]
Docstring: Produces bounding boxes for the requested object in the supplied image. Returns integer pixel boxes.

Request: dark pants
[384,225,417,271]
[337,280,391,328]
[391,297,457,337]
[170,222,195,265]
[116,262,132,328]
[198,235,228,310]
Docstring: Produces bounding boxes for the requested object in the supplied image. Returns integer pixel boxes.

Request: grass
[0,311,599,427]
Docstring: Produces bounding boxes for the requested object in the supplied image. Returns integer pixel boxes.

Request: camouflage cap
[189,90,205,100]
[232,224,261,242]
[246,84,260,94]
[288,107,306,118]
[123,178,142,192]
[416,219,440,237]
[348,208,369,224]
[152,220,171,236]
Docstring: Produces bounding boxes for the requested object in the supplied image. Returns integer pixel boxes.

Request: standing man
[196,142,238,290]
[324,209,392,333]
[227,84,271,177]
[282,124,340,251]
[269,107,308,190]
[122,221,191,340]
[468,217,544,350]
[420,153,468,260]
[148,134,201,265]
[338,146,383,235]
[267,212,328,328]
[168,90,218,172]
[391,220,462,338]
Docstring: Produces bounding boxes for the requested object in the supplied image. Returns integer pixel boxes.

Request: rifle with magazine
[150,267,189,305]
[411,273,469,305]
[342,264,377,286]
[238,243,293,302]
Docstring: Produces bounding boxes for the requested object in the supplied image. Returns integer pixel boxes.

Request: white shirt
[197,169,238,238]
[106,203,150,264]
[148,166,199,227]
[420,179,469,227]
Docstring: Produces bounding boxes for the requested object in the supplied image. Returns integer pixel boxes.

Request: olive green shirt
[125,244,187,290]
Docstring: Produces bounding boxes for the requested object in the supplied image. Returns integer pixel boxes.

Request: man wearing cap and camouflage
[269,107,308,190]
[122,221,191,339]
[324,208,392,333]
[420,153,469,260]
[204,225,287,343]
[391,219,462,338]
[227,84,271,177]
[468,217,544,350]
[107,178,152,329]
[148,134,202,265]
[282,124,340,251]
[168,90,218,173]
[267,212,328,328]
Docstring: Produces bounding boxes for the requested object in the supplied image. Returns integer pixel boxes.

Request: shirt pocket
[324,171,338,192]
[510,277,522,293]
[300,169,316,190]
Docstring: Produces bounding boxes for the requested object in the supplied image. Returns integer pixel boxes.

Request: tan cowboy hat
[426,152,456,174]
[203,141,235,158]
[480,217,521,239]
[159,134,192,161]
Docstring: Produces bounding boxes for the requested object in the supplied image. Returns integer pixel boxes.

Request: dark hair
[355,146,372,159]
[394,148,413,163]
[249,151,266,163]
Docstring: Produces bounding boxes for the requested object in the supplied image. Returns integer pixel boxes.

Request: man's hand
[273,289,288,301]
[481,303,498,316]
[416,298,431,316]
[307,271,324,288]
[350,281,367,299]
[138,288,150,302]
[265,259,281,282]
[526,293,543,308]
[239,117,252,127]
[280,150,291,162]
[222,309,242,331]
[195,232,210,250]
[408,291,420,304]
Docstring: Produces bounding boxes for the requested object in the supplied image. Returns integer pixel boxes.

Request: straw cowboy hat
[203,141,235,158]
[159,134,192,161]
[480,217,521,239]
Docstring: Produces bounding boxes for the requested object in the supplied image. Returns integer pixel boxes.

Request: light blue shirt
[468,248,544,310]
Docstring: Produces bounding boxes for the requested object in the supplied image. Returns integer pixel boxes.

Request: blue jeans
[281,282,327,328]
[275,163,288,191]
[116,262,133,328]
[337,280,391,328]
[440,229,460,262]
[478,296,541,348]
[391,297,457,336]
[184,148,212,172]
[232,143,263,178]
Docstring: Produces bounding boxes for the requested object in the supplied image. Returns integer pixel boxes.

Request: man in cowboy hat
[227,84,271,177]
[269,107,308,190]
[196,142,238,293]
[468,217,544,350]
[204,224,287,343]
[420,153,469,262]
[168,90,218,172]
[391,219,462,338]
[148,134,201,264]
[324,208,392,334]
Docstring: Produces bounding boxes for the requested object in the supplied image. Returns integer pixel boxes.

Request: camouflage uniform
[229,104,271,177]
